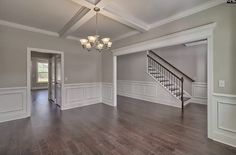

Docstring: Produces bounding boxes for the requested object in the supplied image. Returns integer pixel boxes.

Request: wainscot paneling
[191,82,207,104]
[0,87,28,123]
[102,83,113,106]
[117,80,181,108]
[62,83,102,110]
[212,94,236,147]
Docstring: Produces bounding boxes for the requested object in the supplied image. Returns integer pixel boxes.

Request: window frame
[36,61,49,84]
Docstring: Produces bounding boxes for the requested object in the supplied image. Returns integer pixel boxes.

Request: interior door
[55,54,62,107]
[48,56,56,102]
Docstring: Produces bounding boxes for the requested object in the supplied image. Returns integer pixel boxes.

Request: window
[37,62,48,83]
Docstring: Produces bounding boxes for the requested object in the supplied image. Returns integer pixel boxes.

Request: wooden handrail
[149,50,195,82]
[147,55,182,81]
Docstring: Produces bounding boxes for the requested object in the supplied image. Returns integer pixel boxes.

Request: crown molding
[66,36,81,41]
[149,0,224,29]
[0,20,59,37]
[0,19,82,42]
[184,40,207,47]
[113,31,140,42]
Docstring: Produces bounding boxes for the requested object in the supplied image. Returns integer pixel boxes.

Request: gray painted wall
[0,25,102,88]
[117,52,152,81]
[154,44,207,83]
[103,4,236,95]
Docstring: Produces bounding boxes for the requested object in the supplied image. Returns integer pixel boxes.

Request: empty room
[0,0,236,154]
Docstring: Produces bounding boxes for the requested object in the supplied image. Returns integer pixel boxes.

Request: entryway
[27,48,64,116]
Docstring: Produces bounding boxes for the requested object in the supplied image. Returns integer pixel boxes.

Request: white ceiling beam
[60,0,113,37]
[71,0,94,9]
[61,0,149,37]
[100,9,149,32]
[59,6,91,37]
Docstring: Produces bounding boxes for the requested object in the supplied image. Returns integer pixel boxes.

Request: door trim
[27,48,65,116]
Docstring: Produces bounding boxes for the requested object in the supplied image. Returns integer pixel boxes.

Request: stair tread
[170,88,179,91]
[156,76,164,78]
[160,80,169,82]
[164,84,174,86]
[174,92,182,96]
[183,97,191,102]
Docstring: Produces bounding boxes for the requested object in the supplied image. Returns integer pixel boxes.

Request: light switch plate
[219,80,225,88]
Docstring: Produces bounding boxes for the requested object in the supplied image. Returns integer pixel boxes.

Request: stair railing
[147,54,184,110]
[149,50,194,82]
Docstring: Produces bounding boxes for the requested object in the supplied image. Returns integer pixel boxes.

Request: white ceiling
[105,0,210,25]
[0,0,81,32]
[0,0,222,41]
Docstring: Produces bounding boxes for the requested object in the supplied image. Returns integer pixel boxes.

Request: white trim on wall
[117,80,182,107]
[190,82,207,104]
[62,83,102,110]
[0,20,59,37]
[112,22,216,144]
[102,83,114,106]
[212,94,236,147]
[0,87,28,123]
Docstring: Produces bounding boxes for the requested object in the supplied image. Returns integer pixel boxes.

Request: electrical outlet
[219,80,225,88]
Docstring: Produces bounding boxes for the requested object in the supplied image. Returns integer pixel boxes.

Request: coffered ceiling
[0,0,224,41]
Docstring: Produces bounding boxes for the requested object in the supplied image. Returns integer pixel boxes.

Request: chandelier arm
[96,10,98,36]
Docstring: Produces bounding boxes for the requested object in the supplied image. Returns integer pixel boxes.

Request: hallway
[0,92,235,154]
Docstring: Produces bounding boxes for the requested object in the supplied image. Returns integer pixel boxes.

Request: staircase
[147,51,191,110]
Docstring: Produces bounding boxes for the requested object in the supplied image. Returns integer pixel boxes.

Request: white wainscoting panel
[102,83,114,106]
[0,87,28,123]
[62,83,102,110]
[191,82,207,104]
[212,94,236,147]
[117,80,181,108]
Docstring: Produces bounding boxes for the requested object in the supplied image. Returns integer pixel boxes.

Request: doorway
[112,23,216,140]
[27,48,64,116]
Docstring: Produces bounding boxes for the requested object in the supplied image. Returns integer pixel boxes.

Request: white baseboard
[0,87,29,123]
[190,97,207,105]
[31,86,48,90]
[117,80,181,108]
[61,98,101,110]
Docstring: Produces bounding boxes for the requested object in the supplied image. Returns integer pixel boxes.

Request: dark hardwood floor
[0,90,236,155]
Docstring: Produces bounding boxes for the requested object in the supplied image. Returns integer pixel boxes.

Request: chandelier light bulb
[102,38,110,45]
[107,42,112,48]
[86,43,92,49]
[97,43,104,50]
[88,36,97,43]
[80,39,88,45]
